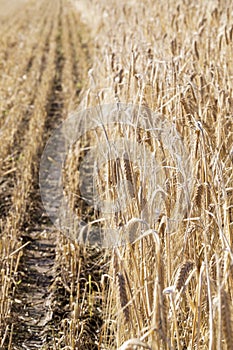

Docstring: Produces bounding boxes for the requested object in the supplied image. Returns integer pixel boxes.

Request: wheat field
[0,0,232,349]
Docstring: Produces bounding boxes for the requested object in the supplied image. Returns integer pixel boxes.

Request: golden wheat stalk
[116,272,130,323]
[221,290,233,350]
[175,261,194,292]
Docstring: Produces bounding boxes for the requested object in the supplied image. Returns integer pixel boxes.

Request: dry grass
[73,0,233,348]
[0,0,232,349]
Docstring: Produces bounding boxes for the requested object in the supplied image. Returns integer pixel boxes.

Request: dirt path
[11,231,56,349]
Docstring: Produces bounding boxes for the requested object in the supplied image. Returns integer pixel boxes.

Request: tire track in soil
[10,2,65,349]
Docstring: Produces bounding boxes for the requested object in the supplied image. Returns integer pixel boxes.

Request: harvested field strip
[0,0,50,35]
[0,0,50,79]
[60,8,76,103]
[0,0,60,345]
[0,0,103,348]
[0,0,36,40]
[67,11,91,97]
[0,11,55,222]
[68,12,83,94]
[0,17,54,151]
[4,0,60,242]
[61,5,92,104]
[9,1,64,346]
[0,2,54,128]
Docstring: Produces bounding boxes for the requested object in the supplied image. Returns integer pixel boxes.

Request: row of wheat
[68,0,233,348]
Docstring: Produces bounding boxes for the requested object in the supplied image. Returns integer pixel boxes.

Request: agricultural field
[0,0,232,349]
